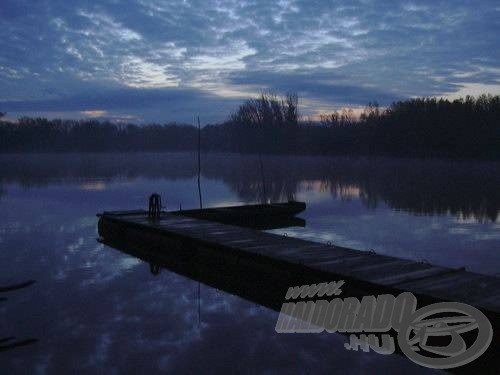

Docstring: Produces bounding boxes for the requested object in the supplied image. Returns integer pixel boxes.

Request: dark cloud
[0,86,241,123]
[229,69,404,106]
[0,0,498,121]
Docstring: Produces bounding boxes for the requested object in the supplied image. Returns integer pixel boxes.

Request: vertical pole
[197,116,203,210]
[259,153,267,204]
[197,116,202,327]
[198,282,201,326]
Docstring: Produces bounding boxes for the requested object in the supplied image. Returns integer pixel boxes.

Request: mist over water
[0,153,497,372]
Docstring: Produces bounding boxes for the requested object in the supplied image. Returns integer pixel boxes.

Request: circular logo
[397,302,493,369]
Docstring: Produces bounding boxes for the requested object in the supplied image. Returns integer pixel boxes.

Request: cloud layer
[0,0,499,122]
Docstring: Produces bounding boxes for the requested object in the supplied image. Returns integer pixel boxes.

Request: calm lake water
[0,153,498,373]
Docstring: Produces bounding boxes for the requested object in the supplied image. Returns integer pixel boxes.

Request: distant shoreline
[1,150,499,164]
[1,94,499,160]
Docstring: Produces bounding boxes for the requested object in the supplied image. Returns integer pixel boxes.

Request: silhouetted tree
[226,92,299,153]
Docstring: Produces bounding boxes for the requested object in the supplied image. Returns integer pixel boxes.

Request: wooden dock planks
[98,211,500,314]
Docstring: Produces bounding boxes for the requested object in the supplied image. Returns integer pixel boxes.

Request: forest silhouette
[0,93,498,159]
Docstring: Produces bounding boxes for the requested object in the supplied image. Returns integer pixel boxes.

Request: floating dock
[97,209,500,318]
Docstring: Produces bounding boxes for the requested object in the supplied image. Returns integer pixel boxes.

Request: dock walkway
[98,210,500,315]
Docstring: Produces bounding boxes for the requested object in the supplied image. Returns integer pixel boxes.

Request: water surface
[0,153,498,373]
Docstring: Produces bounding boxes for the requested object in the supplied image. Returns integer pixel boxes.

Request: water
[0,153,498,373]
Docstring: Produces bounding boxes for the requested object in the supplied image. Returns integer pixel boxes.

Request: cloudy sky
[0,0,499,123]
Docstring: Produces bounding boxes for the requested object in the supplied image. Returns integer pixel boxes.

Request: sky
[0,0,499,123]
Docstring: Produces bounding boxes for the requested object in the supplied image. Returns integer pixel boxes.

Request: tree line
[0,93,498,159]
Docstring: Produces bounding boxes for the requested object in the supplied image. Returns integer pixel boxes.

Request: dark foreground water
[0,153,498,373]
